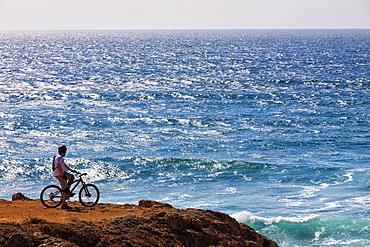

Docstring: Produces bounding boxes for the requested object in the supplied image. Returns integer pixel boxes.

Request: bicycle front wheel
[40,185,63,208]
[79,184,100,207]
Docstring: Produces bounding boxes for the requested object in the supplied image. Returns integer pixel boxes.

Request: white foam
[225,187,237,194]
[321,238,370,246]
[170,92,196,100]
[345,195,370,206]
[324,201,341,209]
[231,211,318,225]
[343,172,354,182]
[300,186,320,198]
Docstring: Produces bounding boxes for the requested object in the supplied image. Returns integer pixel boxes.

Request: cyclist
[53,145,76,210]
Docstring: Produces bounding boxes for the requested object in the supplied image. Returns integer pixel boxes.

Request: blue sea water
[0,29,369,246]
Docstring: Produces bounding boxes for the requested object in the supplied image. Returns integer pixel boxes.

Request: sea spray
[233,213,370,247]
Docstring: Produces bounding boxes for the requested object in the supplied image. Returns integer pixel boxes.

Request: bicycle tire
[40,185,63,208]
[79,184,100,207]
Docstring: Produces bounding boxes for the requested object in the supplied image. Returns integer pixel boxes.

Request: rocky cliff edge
[0,194,278,247]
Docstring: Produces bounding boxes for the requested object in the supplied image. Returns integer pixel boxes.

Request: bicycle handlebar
[72,170,87,176]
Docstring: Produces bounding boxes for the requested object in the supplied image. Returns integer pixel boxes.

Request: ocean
[0,29,369,246]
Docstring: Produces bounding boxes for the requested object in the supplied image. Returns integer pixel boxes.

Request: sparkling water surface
[0,29,369,246]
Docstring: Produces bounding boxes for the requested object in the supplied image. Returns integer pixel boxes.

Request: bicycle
[40,172,100,208]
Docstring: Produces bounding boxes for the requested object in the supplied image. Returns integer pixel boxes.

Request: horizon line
[1,27,369,32]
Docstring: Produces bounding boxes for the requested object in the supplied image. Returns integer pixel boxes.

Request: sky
[0,0,369,30]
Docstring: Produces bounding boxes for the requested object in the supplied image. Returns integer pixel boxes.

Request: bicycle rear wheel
[40,185,63,208]
[79,184,100,207]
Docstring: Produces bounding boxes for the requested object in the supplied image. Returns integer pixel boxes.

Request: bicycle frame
[68,174,87,198]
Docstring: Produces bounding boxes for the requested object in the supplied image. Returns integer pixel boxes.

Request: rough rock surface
[0,195,279,247]
[11,193,32,201]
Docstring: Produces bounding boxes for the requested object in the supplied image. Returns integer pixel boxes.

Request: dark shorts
[55,172,74,189]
